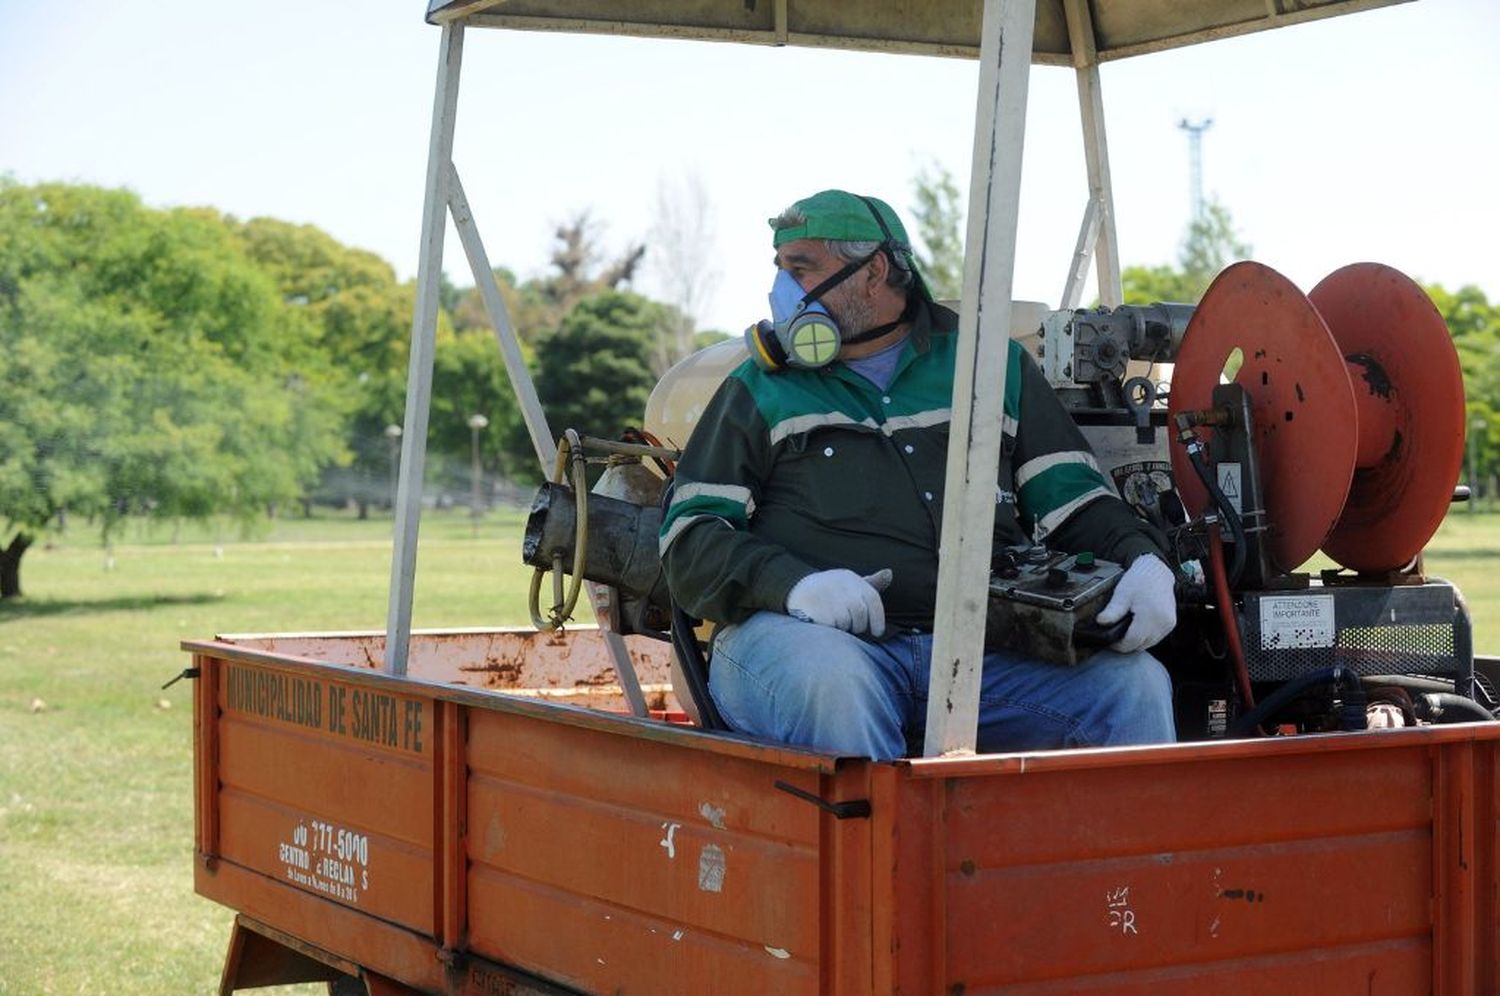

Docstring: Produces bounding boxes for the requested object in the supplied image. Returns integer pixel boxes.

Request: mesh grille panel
[1239,583,1467,682]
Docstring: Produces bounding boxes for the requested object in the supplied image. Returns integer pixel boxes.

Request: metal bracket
[773,780,872,820]
[162,666,200,690]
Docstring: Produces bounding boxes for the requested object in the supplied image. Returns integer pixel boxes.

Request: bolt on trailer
[185,1,1500,993]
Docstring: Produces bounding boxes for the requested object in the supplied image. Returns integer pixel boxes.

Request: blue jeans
[709,611,1176,760]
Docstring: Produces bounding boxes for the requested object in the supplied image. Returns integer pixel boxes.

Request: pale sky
[2,0,1496,335]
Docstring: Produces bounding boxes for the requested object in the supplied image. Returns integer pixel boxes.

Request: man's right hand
[785,568,893,637]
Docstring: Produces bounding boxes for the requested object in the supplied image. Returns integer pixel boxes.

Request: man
[659,189,1176,759]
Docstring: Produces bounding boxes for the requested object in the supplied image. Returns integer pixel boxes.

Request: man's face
[774,238,876,338]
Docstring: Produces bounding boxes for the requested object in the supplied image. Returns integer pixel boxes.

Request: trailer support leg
[219,916,351,993]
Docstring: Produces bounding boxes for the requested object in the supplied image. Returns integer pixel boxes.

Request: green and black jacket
[658,302,1168,630]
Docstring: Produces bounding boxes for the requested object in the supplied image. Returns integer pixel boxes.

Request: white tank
[642,338,749,452]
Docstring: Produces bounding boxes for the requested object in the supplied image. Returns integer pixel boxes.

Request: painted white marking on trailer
[1209,915,1221,938]
[660,822,681,859]
[698,844,726,893]
[1106,885,1137,936]
[699,802,727,829]
[765,946,791,960]
[278,816,370,906]
[672,930,685,941]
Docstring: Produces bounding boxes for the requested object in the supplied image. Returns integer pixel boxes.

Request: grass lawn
[0,506,536,994]
[2,506,1498,993]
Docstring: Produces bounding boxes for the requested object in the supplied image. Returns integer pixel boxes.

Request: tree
[234,217,423,517]
[431,327,536,485]
[528,212,645,330]
[1122,197,1251,304]
[910,161,966,302]
[533,291,660,445]
[1426,282,1500,496]
[0,182,346,596]
[446,216,655,477]
[647,171,720,375]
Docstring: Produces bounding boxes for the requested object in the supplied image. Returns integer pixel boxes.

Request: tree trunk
[0,533,32,599]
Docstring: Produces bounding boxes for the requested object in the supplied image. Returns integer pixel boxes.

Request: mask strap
[796,249,879,310]
[837,197,917,347]
[854,195,907,271]
[840,294,918,347]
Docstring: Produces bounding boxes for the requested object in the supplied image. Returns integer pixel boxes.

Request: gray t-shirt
[842,334,908,390]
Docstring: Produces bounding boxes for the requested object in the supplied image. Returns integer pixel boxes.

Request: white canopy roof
[425,0,1411,64]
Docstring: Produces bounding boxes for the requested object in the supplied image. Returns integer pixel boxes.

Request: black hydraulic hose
[1229,666,1365,738]
[1171,413,1246,582]
[1361,674,1461,695]
[1178,425,1247,587]
[670,602,727,731]
[1418,692,1496,724]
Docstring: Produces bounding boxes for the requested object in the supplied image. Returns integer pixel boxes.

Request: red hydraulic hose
[1208,523,1255,710]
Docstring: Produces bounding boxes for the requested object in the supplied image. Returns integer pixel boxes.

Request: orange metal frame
[190,635,1500,994]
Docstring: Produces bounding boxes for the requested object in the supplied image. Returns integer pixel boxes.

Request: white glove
[1094,554,1177,653]
[786,568,893,637]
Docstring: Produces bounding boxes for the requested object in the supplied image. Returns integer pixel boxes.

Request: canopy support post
[385,23,465,676]
[447,166,556,470]
[923,0,1036,757]
[1065,0,1122,307]
[446,165,650,718]
[1061,195,1102,310]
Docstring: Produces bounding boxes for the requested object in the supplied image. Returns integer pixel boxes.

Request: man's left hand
[1094,554,1177,653]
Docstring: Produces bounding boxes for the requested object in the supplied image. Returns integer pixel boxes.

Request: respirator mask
[744,196,917,373]
[744,264,873,372]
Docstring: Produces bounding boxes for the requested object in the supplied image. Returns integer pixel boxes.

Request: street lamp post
[383,424,403,512]
[1470,418,1488,516]
[468,413,489,536]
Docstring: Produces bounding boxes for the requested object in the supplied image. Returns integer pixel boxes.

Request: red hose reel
[1168,260,1465,575]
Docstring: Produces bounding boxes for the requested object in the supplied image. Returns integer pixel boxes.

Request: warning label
[1259,595,1335,650]
[1217,462,1242,515]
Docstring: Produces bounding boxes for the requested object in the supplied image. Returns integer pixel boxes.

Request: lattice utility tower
[1178,117,1213,221]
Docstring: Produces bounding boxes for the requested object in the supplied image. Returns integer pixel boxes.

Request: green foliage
[910,161,965,302]
[0,180,683,591]
[449,266,558,345]
[233,216,422,511]
[1425,281,1500,493]
[694,328,732,350]
[1122,198,1251,305]
[432,327,539,483]
[534,291,660,442]
[0,182,347,568]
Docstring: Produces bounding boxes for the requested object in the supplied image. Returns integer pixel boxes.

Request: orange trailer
[189,630,1500,993]
[187,1,1500,991]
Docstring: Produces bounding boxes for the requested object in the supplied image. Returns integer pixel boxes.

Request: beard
[825,284,879,340]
